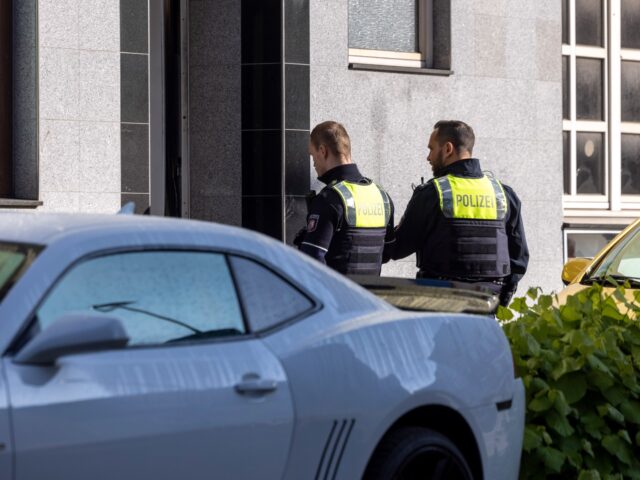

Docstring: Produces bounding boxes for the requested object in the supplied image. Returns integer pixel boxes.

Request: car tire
[364,426,475,480]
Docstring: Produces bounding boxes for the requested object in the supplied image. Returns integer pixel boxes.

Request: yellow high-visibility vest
[331,181,391,228]
[433,175,508,220]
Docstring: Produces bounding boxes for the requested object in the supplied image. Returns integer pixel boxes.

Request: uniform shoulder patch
[307,214,320,233]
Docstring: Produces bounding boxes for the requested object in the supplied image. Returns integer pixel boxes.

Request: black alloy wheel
[364,427,474,480]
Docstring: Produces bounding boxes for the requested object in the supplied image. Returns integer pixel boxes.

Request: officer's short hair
[433,120,475,155]
[310,121,351,159]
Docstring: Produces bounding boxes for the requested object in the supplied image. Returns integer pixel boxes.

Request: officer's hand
[293,227,307,248]
[499,288,516,308]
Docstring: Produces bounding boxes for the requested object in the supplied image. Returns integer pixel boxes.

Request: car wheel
[364,426,474,480]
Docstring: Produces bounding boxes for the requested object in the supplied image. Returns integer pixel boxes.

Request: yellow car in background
[559,218,640,307]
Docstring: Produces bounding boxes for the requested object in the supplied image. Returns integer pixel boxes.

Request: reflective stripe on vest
[433,175,507,220]
[331,181,390,228]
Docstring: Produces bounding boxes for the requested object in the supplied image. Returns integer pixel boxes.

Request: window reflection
[576,132,604,195]
[563,56,570,120]
[622,134,640,195]
[348,0,418,52]
[567,232,617,259]
[622,61,640,122]
[563,131,571,194]
[622,0,640,49]
[562,0,569,45]
[576,58,603,120]
[575,0,603,47]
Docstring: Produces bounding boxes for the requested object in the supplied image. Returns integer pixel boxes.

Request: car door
[4,249,294,480]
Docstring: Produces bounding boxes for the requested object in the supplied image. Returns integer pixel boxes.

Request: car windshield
[585,225,640,286]
[0,242,41,301]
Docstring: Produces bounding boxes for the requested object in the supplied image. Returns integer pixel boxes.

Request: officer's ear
[444,141,455,157]
[319,144,329,160]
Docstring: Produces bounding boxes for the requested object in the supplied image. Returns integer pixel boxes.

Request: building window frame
[348,0,434,69]
[563,225,621,262]
[563,0,640,214]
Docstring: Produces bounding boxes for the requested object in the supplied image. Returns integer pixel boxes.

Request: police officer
[384,120,529,306]
[295,121,395,275]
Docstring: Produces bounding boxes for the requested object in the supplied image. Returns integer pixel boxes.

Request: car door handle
[234,378,278,395]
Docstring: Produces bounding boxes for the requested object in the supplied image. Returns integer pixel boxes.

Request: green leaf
[529,395,553,413]
[620,400,640,424]
[523,426,542,452]
[551,357,584,381]
[527,287,540,300]
[511,296,529,314]
[526,333,541,356]
[602,386,628,407]
[602,434,633,466]
[578,471,601,480]
[618,429,632,444]
[561,304,582,322]
[539,294,553,310]
[555,372,587,404]
[546,409,574,437]
[552,390,572,416]
[581,439,594,458]
[580,412,606,439]
[587,354,612,375]
[538,446,566,473]
[496,304,514,321]
[597,404,625,425]
[636,431,640,447]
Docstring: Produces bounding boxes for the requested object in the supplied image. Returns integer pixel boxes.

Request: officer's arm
[298,192,340,263]
[502,185,530,297]
[382,196,396,261]
[384,185,437,261]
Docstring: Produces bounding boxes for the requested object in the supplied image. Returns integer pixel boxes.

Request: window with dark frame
[347,0,450,72]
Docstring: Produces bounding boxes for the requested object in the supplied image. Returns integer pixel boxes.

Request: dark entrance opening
[163,0,183,217]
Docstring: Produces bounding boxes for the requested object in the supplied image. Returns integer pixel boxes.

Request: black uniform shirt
[383,158,529,292]
[299,164,395,263]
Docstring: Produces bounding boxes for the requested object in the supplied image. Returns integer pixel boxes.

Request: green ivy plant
[498,283,640,480]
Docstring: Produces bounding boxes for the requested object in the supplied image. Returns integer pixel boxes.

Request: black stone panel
[242,130,282,196]
[242,196,283,240]
[241,0,281,64]
[285,64,309,130]
[121,123,149,193]
[284,195,307,245]
[120,0,148,53]
[285,130,310,195]
[285,0,309,64]
[121,53,149,123]
[121,193,149,214]
[242,63,282,130]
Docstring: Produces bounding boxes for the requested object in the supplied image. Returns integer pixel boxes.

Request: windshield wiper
[92,301,202,334]
[165,328,243,344]
[582,275,640,288]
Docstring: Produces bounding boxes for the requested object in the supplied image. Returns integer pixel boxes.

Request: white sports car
[0,213,524,480]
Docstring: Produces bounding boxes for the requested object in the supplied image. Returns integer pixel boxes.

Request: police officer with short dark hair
[384,120,529,306]
[295,121,395,275]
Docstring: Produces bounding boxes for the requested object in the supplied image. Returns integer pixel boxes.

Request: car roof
[0,212,246,246]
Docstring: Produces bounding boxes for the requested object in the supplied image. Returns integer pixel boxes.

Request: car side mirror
[561,257,592,286]
[14,313,129,366]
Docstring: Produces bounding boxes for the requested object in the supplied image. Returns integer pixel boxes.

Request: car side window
[229,256,314,332]
[36,251,245,345]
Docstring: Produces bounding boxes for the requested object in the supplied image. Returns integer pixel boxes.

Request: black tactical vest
[324,180,391,276]
[418,175,511,280]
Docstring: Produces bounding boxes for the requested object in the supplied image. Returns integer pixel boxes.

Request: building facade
[2,0,634,293]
